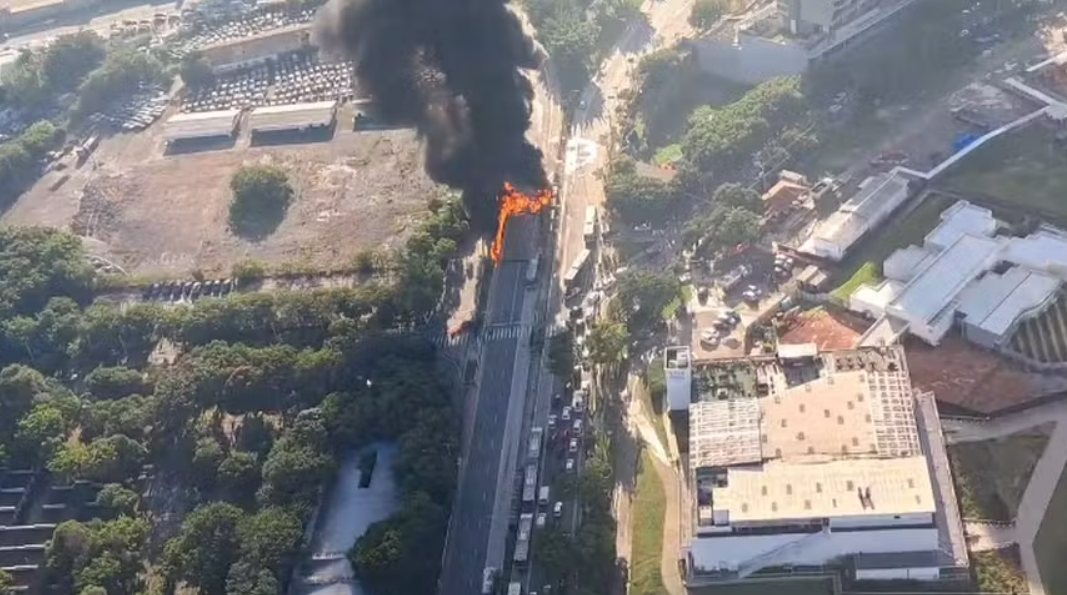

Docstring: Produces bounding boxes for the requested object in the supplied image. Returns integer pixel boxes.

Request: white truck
[539,485,550,506]
[514,513,534,564]
[508,582,523,595]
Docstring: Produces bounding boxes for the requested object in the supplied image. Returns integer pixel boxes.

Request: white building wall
[856,566,941,581]
[690,34,810,85]
[689,527,939,572]
[829,512,933,530]
[666,366,692,411]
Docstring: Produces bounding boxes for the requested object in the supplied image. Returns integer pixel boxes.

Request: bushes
[228,165,295,239]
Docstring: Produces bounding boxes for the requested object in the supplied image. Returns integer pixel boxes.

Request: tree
[546,330,575,380]
[0,227,93,319]
[40,31,106,92]
[225,560,280,595]
[84,366,148,400]
[685,206,761,256]
[0,569,13,595]
[614,270,682,332]
[713,182,761,212]
[95,484,139,517]
[218,451,261,502]
[236,508,302,572]
[164,502,245,595]
[44,517,148,595]
[688,0,725,32]
[14,403,71,464]
[179,51,215,89]
[71,45,166,121]
[228,165,295,238]
[258,440,332,511]
[349,493,447,595]
[49,435,147,484]
[586,321,629,366]
[603,157,678,227]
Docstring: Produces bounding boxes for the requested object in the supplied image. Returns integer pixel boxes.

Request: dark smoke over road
[316,0,548,227]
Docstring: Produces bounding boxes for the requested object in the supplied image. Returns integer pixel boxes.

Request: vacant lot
[830,192,954,298]
[1036,456,1067,595]
[905,337,1067,415]
[948,424,1052,521]
[941,125,1067,227]
[778,307,868,350]
[972,546,1029,595]
[630,451,667,595]
[4,118,440,277]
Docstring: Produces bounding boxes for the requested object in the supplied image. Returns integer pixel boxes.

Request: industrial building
[162,109,242,143]
[199,24,313,73]
[688,0,920,84]
[800,170,912,261]
[684,345,965,584]
[248,101,337,134]
[849,200,1067,348]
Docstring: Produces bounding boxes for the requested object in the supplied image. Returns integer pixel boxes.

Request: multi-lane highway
[440,217,542,595]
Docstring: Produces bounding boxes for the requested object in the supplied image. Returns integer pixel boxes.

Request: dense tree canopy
[603,156,678,227]
[612,269,682,333]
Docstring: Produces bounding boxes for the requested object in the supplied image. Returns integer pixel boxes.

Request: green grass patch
[973,546,1028,595]
[653,143,683,166]
[1036,452,1067,595]
[630,451,668,595]
[829,262,880,301]
[948,424,1052,522]
[830,192,954,292]
[661,284,694,320]
[940,126,1067,227]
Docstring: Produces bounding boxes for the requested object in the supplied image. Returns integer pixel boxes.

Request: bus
[522,463,538,503]
[514,513,534,564]
[583,206,598,245]
[527,427,543,461]
[563,248,591,289]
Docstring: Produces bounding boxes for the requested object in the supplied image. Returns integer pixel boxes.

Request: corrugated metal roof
[958,267,1060,337]
[890,234,1002,324]
[248,101,336,133]
[163,109,241,141]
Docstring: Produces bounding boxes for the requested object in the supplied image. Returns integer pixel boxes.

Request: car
[553,501,563,518]
[565,458,575,472]
[181,281,194,298]
[572,418,583,435]
[699,330,719,348]
[568,438,578,453]
[191,282,203,298]
[561,406,572,422]
[536,512,547,528]
[221,279,233,295]
[725,309,741,323]
[547,413,557,430]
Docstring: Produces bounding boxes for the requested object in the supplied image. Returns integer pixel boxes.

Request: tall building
[684,345,967,585]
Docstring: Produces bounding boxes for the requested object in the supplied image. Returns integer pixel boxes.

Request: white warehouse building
[685,345,962,583]
[801,170,912,261]
[849,200,1067,348]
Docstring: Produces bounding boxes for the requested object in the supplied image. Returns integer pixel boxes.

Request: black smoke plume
[316,0,548,227]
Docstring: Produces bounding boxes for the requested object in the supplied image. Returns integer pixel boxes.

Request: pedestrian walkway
[650,455,685,595]
[943,400,1067,595]
[965,521,1017,552]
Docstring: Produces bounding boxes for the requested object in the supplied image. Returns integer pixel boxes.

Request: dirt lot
[904,337,1067,416]
[4,111,441,277]
[778,307,868,351]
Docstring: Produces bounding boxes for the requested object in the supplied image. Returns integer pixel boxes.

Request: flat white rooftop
[249,101,337,133]
[164,109,242,141]
[889,234,1002,324]
[712,456,935,523]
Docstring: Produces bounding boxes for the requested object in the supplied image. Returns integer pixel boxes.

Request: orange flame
[491,182,553,265]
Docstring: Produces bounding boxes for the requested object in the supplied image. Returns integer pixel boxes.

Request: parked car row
[89,85,169,131]
[270,53,356,105]
[141,279,236,302]
[176,6,317,55]
[182,66,271,112]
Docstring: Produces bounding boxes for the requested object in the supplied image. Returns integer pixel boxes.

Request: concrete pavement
[943,403,1067,595]
[965,522,1017,552]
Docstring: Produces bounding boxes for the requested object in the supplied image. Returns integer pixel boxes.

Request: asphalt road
[440,217,539,595]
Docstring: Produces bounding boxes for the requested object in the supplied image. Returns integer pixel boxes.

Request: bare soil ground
[778,307,867,351]
[905,337,1067,416]
[4,110,441,277]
